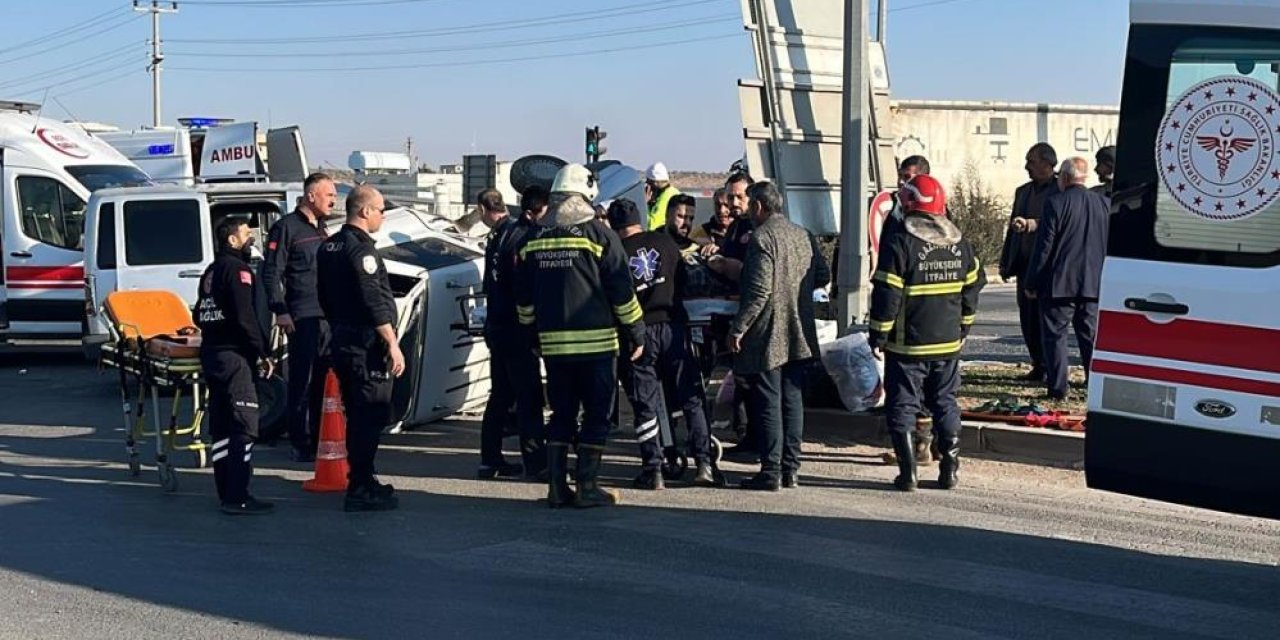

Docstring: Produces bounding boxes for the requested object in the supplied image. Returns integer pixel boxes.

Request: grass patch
[959,363,1088,415]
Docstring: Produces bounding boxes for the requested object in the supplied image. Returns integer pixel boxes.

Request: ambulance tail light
[84,274,97,317]
[1099,376,1177,420]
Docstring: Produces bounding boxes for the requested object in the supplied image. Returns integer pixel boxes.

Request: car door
[112,193,211,307]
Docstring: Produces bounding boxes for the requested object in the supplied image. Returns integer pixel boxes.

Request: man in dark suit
[1000,143,1060,382]
[1026,157,1111,400]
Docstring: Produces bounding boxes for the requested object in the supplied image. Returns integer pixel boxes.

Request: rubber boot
[573,444,619,508]
[546,442,575,509]
[890,431,917,492]
[914,416,936,466]
[521,436,549,483]
[937,434,960,490]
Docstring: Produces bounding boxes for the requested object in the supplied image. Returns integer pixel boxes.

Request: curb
[802,408,1084,468]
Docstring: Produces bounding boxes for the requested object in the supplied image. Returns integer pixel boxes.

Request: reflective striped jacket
[869,213,985,360]
[515,213,645,360]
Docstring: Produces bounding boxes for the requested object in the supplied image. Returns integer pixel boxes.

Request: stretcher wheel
[159,463,179,492]
[709,435,723,465]
[128,454,141,477]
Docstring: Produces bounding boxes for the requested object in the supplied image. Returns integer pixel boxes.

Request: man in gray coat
[728,181,831,491]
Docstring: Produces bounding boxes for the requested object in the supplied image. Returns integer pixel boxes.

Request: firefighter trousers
[884,357,962,439]
[545,356,616,448]
[202,349,260,505]
[331,325,394,490]
[618,322,711,468]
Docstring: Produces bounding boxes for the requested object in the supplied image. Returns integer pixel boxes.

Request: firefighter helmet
[899,174,947,216]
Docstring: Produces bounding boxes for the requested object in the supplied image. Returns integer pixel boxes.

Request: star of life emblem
[629,247,660,282]
[1156,75,1280,221]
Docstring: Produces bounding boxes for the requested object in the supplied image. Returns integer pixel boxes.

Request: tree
[949,160,1007,269]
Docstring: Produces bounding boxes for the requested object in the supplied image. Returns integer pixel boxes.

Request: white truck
[0,100,151,341]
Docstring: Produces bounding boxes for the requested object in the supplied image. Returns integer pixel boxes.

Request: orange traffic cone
[303,371,349,493]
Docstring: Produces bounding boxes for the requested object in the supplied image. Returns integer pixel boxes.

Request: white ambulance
[0,100,150,340]
[1087,0,1280,518]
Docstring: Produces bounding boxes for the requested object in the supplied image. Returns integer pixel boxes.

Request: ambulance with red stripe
[1087,0,1280,518]
[0,100,150,341]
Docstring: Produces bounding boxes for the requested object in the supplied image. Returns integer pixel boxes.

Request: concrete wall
[891,100,1119,204]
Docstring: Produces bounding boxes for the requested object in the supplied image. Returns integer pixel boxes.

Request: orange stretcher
[98,290,207,492]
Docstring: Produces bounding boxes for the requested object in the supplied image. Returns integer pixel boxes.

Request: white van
[82,182,302,350]
[1086,0,1280,518]
[0,100,150,340]
[97,120,311,187]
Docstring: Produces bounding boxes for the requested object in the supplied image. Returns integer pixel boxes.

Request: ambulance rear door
[111,191,212,308]
[1086,15,1280,518]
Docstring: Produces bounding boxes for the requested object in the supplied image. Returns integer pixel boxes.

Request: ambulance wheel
[709,435,723,465]
[128,454,142,477]
[159,464,179,493]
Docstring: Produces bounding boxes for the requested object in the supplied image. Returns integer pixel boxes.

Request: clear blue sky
[0,0,1128,171]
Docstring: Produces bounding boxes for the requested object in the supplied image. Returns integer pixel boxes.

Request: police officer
[196,218,273,515]
[262,172,336,462]
[606,199,717,490]
[316,185,405,512]
[477,186,549,480]
[516,164,646,509]
[869,174,985,491]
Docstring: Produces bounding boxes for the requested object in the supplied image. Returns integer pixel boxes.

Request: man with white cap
[516,164,646,509]
[645,162,681,231]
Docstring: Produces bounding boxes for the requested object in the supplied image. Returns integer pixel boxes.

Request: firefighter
[516,164,646,509]
[316,185,405,512]
[478,185,549,480]
[606,199,717,490]
[869,174,985,491]
[196,218,273,515]
[262,172,335,462]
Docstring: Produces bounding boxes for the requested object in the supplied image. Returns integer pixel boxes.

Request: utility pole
[836,0,870,331]
[406,136,414,165]
[134,1,178,128]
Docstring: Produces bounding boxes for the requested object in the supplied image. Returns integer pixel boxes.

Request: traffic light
[585,125,607,163]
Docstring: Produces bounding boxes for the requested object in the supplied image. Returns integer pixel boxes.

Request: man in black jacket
[197,218,273,515]
[516,164,645,509]
[1000,143,1060,381]
[607,199,717,490]
[261,172,335,462]
[1027,157,1110,400]
[478,186,548,480]
[317,185,405,512]
[870,175,985,492]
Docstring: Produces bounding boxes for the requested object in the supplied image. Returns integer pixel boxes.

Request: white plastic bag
[818,332,883,413]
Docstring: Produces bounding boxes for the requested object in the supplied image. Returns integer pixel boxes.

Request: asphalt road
[961,282,1081,365]
[1,345,1277,639]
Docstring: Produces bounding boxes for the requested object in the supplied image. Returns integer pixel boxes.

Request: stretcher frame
[98,293,208,493]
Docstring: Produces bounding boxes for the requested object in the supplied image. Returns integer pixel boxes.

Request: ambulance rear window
[1110,26,1280,267]
[123,199,203,266]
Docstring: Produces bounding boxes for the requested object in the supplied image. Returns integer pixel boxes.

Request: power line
[167,0,730,44]
[170,14,738,58]
[891,0,982,12]
[51,68,144,100]
[0,13,143,67]
[0,6,127,57]
[181,0,447,6]
[0,44,141,92]
[170,31,744,73]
